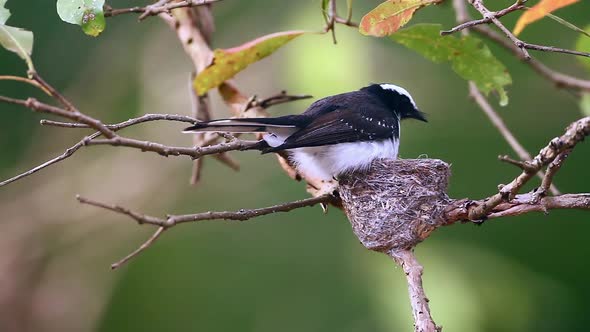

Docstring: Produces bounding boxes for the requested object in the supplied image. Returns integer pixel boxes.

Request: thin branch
[535,149,570,201]
[104,0,222,20]
[77,194,334,268]
[498,155,535,172]
[29,72,78,112]
[1,114,197,187]
[111,227,166,270]
[465,0,590,59]
[78,194,334,227]
[468,0,530,59]
[523,43,590,58]
[466,117,590,220]
[0,95,116,138]
[441,1,525,35]
[40,113,197,130]
[322,0,359,44]
[334,16,359,28]
[0,75,52,95]
[389,250,441,332]
[469,82,560,195]
[0,132,100,187]
[84,136,260,158]
[247,91,313,110]
[473,26,590,92]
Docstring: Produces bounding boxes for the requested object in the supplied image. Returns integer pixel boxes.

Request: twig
[40,113,197,130]
[389,250,441,332]
[441,1,525,35]
[468,0,530,60]
[498,155,535,172]
[334,16,359,28]
[535,150,570,201]
[328,0,337,44]
[77,194,334,268]
[29,72,78,112]
[466,0,590,60]
[0,95,116,138]
[0,75,51,95]
[522,43,590,58]
[247,91,313,110]
[111,227,166,270]
[469,82,560,195]
[322,0,359,44]
[104,0,222,20]
[85,136,260,158]
[1,114,198,187]
[0,132,100,187]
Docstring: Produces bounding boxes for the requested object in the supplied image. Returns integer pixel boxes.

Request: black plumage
[183,83,426,154]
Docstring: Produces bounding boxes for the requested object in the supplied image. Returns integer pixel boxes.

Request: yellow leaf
[194,31,305,96]
[513,0,579,35]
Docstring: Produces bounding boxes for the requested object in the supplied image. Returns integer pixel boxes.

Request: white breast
[289,138,400,181]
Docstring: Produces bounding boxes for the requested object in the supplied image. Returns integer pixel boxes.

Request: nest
[338,159,452,252]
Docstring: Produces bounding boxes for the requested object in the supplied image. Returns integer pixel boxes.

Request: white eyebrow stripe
[379,84,417,108]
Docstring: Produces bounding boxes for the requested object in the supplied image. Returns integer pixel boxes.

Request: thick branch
[466,117,590,220]
[389,250,440,332]
[445,193,590,222]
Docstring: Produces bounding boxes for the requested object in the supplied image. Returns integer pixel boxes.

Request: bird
[183,83,427,181]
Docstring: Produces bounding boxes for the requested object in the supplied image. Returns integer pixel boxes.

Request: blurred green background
[0,0,589,331]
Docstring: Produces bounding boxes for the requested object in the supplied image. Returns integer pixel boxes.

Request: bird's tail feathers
[182,117,298,134]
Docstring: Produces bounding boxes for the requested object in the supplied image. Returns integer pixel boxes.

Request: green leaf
[575,25,590,72]
[0,0,34,70]
[194,30,305,96]
[0,0,10,24]
[391,23,512,105]
[359,0,441,37]
[56,0,106,37]
[81,10,105,37]
[581,93,590,116]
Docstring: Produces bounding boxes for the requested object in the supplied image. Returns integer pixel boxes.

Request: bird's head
[362,83,427,122]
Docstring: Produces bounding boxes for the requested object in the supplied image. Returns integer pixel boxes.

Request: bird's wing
[265,107,398,152]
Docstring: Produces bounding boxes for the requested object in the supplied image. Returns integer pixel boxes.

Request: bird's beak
[414,110,428,122]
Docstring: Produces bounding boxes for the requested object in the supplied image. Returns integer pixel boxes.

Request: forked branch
[77,194,335,269]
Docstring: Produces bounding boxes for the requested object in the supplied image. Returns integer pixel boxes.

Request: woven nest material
[338,159,452,252]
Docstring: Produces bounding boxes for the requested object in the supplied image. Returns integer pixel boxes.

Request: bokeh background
[1,0,589,331]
